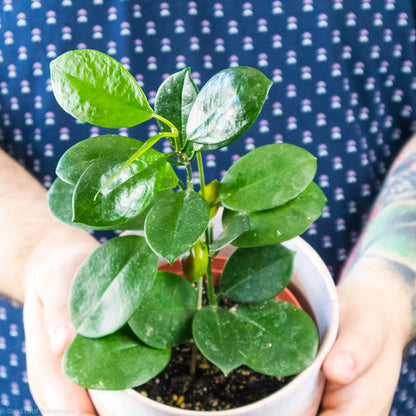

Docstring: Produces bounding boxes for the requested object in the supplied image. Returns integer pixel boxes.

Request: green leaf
[187,67,272,151]
[145,191,210,263]
[47,177,151,231]
[220,143,317,212]
[237,300,319,377]
[63,328,170,390]
[228,182,327,247]
[129,271,198,349]
[193,301,318,378]
[220,245,295,303]
[70,236,158,338]
[57,134,149,185]
[155,68,199,150]
[211,211,250,253]
[72,155,177,228]
[48,177,91,230]
[192,306,250,376]
[50,49,153,128]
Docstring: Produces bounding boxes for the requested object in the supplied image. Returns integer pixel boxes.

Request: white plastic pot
[89,236,339,416]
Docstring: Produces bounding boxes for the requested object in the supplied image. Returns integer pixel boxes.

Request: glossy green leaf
[228,182,327,247]
[155,68,199,149]
[129,271,198,349]
[50,49,153,128]
[187,67,272,151]
[57,134,152,185]
[70,236,158,338]
[63,328,170,390]
[48,177,153,231]
[193,301,318,378]
[220,245,295,303]
[192,306,250,376]
[220,143,317,212]
[237,300,319,377]
[48,177,91,230]
[211,211,250,253]
[72,155,177,227]
[145,190,210,264]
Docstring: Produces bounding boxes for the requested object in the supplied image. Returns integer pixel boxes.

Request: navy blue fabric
[0,0,416,413]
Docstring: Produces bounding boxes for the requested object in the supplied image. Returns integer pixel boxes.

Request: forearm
[0,149,97,302]
[341,135,416,342]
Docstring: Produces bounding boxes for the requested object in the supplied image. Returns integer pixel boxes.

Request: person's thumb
[322,297,384,385]
[39,258,79,357]
[43,289,77,356]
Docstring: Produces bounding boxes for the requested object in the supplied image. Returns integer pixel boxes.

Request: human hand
[320,259,412,416]
[23,231,99,415]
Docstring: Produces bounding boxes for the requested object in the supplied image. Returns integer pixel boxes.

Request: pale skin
[0,132,415,415]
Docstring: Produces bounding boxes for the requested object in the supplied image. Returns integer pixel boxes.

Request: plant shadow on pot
[89,237,339,416]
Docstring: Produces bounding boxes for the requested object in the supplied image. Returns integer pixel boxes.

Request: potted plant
[47,49,339,416]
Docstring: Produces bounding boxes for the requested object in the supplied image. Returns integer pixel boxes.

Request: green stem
[196,152,205,197]
[197,279,203,310]
[152,112,180,152]
[196,152,217,305]
[206,258,217,305]
[190,278,204,377]
[186,162,194,191]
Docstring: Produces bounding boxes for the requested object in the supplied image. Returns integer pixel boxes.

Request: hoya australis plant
[48,49,327,394]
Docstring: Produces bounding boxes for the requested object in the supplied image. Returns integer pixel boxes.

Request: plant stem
[196,152,205,197]
[190,278,204,376]
[185,162,194,191]
[197,278,203,310]
[152,112,181,152]
[196,152,218,306]
[206,253,217,305]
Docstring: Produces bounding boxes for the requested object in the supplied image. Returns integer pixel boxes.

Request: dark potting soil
[136,344,292,411]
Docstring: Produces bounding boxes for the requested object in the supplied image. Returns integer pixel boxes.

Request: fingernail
[51,323,74,355]
[331,351,355,383]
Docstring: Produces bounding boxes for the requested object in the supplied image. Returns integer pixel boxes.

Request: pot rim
[114,236,339,416]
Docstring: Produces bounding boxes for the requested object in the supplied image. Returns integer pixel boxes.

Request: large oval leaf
[50,49,153,128]
[186,67,272,151]
[145,191,210,264]
[57,134,150,185]
[237,300,319,377]
[129,271,198,349]
[48,177,152,231]
[220,143,317,212]
[155,68,199,150]
[48,176,154,231]
[70,236,158,337]
[228,182,327,247]
[63,329,170,390]
[72,155,177,227]
[220,245,295,303]
[192,306,250,376]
